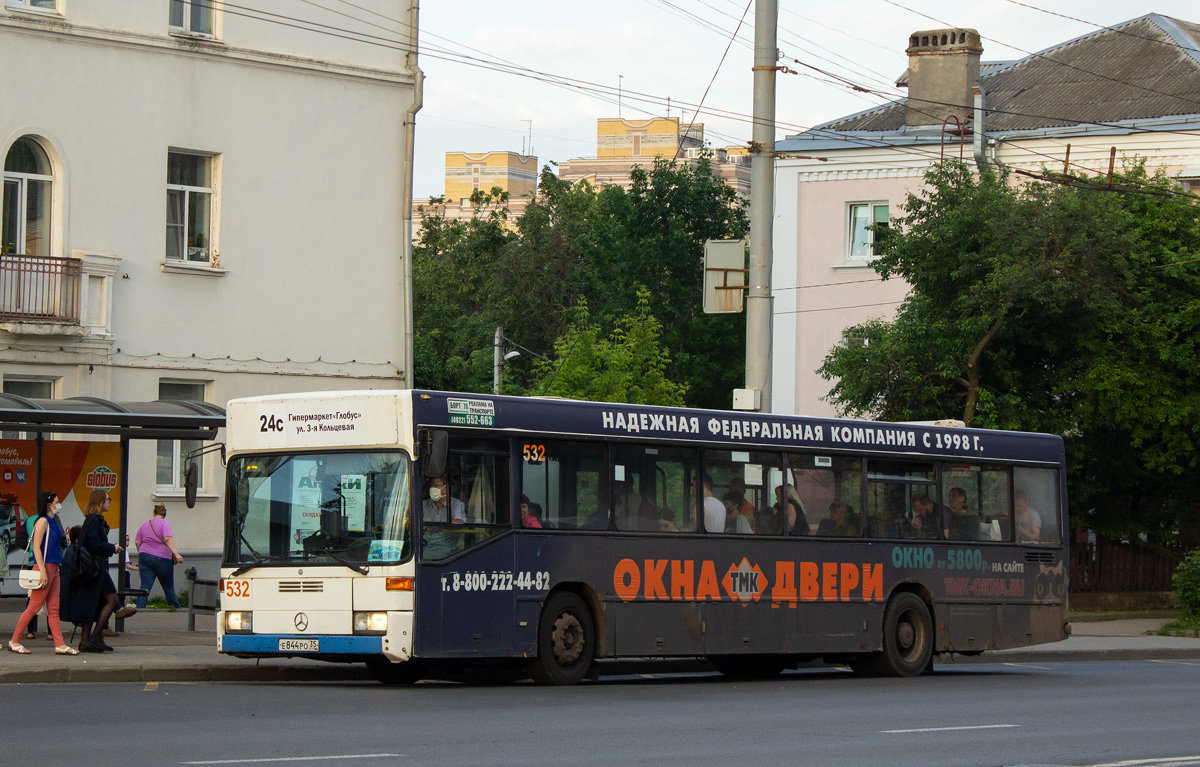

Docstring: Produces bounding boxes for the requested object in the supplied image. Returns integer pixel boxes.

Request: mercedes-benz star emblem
[294,612,309,631]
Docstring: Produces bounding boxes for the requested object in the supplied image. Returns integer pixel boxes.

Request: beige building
[770,14,1200,418]
[559,117,752,198]
[413,151,537,231]
[1,0,420,582]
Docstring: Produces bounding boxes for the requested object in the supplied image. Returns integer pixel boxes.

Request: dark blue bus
[217,390,1068,684]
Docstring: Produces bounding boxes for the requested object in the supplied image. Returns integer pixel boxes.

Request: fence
[0,254,81,322]
[1070,536,1190,593]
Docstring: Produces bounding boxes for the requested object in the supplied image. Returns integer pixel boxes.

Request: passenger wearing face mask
[422,477,465,524]
[7,492,76,655]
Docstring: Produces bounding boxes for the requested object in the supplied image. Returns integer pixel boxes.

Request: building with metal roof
[770,13,1200,418]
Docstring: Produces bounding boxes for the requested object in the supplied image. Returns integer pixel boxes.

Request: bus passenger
[817,502,860,537]
[701,475,725,534]
[725,477,755,532]
[943,487,979,540]
[907,494,939,539]
[520,495,542,529]
[423,477,465,524]
[657,508,679,533]
[776,485,807,535]
[754,505,783,535]
[1015,490,1043,542]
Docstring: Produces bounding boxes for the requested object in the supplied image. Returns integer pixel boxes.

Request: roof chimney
[904,28,982,129]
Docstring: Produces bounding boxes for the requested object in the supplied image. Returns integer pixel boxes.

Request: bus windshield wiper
[312,548,370,575]
[229,544,287,577]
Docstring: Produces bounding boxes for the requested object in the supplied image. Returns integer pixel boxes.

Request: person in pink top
[133,504,184,609]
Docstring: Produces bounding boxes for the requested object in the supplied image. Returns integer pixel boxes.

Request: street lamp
[493,326,549,395]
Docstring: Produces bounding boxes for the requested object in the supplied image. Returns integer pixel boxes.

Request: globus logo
[86,466,118,490]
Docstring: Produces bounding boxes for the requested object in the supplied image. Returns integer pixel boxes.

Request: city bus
[211,389,1069,685]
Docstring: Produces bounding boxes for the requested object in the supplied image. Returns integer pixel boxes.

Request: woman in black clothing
[61,490,124,652]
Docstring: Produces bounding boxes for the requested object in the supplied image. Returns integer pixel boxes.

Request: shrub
[1174,550,1200,617]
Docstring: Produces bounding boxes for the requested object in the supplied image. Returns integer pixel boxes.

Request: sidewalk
[2,600,1198,684]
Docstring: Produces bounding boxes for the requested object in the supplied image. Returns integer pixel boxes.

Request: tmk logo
[86,467,118,490]
[722,558,767,602]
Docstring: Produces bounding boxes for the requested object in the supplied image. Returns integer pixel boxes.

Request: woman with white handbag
[6,492,77,656]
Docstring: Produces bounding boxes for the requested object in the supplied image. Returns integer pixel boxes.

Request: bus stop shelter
[0,395,225,625]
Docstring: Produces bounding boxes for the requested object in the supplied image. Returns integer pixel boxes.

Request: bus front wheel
[366,657,426,685]
[872,592,933,677]
[529,591,595,686]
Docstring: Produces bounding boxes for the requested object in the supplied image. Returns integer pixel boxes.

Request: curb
[4,649,1200,684]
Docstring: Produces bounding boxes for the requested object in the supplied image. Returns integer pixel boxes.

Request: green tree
[412,159,749,407]
[821,159,1200,542]
[533,288,687,406]
[411,193,516,393]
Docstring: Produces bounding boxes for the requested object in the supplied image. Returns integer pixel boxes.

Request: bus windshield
[225,451,412,567]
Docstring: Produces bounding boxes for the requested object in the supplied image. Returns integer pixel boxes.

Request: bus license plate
[279,638,319,652]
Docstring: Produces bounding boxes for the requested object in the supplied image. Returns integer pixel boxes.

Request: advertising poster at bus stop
[2,439,122,579]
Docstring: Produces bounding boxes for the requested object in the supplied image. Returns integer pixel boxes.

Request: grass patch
[144,588,190,611]
[1153,615,1200,637]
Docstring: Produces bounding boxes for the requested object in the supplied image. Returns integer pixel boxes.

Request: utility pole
[743,0,777,413]
[493,326,503,395]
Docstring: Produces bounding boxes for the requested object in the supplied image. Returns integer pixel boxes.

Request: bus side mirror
[423,430,449,478]
[184,461,199,509]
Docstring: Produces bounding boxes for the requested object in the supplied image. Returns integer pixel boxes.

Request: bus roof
[224,389,1063,465]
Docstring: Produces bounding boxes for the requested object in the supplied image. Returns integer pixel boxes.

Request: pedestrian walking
[19,510,43,640]
[61,490,123,653]
[134,504,183,609]
[7,492,77,656]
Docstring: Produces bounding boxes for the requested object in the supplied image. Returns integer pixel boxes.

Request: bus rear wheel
[366,657,426,685]
[529,591,595,686]
[872,592,933,677]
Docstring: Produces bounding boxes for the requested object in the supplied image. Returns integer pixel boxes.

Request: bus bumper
[217,611,413,661]
[220,634,383,655]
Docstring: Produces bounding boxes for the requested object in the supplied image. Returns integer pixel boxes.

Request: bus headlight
[226,611,252,633]
[353,611,388,634]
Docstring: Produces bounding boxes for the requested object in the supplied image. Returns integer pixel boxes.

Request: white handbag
[18,518,51,590]
[19,567,45,590]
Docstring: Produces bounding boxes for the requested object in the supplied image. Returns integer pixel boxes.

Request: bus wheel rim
[551,612,584,666]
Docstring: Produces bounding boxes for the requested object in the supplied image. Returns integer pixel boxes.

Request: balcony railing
[0,254,82,323]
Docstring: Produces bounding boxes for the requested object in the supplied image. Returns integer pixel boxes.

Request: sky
[404,0,1199,198]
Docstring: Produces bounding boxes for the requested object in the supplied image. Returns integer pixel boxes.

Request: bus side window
[1014,467,1060,544]
[867,460,935,540]
[613,444,697,533]
[520,439,608,530]
[790,455,863,537]
[703,449,783,535]
[454,452,509,525]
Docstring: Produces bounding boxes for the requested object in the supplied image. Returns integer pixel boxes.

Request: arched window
[2,137,53,256]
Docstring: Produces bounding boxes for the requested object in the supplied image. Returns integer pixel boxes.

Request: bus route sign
[448,398,496,427]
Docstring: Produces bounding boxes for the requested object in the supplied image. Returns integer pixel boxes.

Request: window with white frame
[2,378,54,440]
[169,0,213,35]
[3,137,53,257]
[846,202,889,261]
[157,380,208,490]
[166,151,213,263]
[5,0,58,13]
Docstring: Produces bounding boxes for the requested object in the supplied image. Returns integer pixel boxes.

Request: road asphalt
[1,598,1197,684]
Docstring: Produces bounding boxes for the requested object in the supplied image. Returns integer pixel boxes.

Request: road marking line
[1002,662,1054,670]
[181,755,401,765]
[1147,659,1200,667]
[1087,758,1200,767]
[143,682,159,691]
[883,724,1020,734]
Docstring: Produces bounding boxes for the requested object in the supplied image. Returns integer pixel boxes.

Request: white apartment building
[1,0,422,577]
